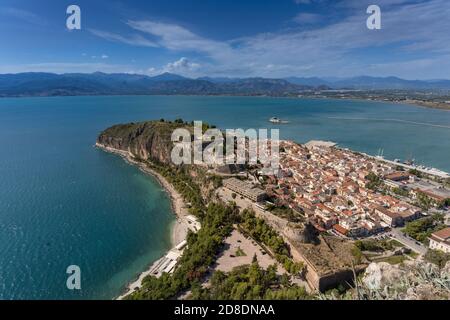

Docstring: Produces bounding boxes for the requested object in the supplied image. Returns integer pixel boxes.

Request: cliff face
[97,121,190,165]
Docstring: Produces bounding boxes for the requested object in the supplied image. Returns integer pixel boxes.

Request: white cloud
[101,54,109,59]
[127,20,233,60]
[0,7,44,25]
[166,57,199,71]
[89,29,159,47]
[105,0,436,77]
[293,12,322,24]
[147,57,200,76]
[15,0,450,79]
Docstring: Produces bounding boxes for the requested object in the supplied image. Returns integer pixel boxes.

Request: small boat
[269,117,289,124]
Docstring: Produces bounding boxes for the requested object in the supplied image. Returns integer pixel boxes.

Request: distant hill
[196,76,241,83]
[330,76,450,90]
[284,76,332,87]
[285,76,450,90]
[149,72,188,82]
[1,72,450,97]
[0,72,315,97]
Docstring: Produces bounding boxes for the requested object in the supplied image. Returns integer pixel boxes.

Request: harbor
[371,155,450,179]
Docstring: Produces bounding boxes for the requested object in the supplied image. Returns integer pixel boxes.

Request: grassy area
[389,239,404,248]
[375,255,408,265]
[355,238,403,252]
[406,251,419,259]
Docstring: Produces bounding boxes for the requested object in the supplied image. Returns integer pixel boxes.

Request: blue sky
[1,0,450,79]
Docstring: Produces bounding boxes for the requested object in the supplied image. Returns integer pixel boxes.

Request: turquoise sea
[0,95,449,300]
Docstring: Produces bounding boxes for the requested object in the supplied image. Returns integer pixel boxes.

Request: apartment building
[223,177,267,202]
[429,228,450,253]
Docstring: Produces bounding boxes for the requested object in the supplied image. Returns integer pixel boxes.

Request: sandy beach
[95,143,190,299]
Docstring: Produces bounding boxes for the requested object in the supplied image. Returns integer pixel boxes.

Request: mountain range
[1,72,450,97]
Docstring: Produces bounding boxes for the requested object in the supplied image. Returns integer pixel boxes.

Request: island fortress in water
[96,119,450,300]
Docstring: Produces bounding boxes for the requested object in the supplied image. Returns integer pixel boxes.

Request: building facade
[429,228,450,253]
[223,178,267,202]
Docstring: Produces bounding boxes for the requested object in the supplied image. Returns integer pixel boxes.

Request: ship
[269,117,289,124]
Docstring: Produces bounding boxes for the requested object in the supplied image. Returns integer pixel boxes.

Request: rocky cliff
[96,120,190,165]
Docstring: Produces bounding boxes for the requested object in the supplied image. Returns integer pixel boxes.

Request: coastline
[94,143,189,299]
[3,94,449,111]
[137,162,190,246]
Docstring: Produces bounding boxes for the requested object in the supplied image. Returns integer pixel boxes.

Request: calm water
[0,95,449,300]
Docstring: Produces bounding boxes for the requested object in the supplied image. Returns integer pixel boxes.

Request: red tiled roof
[342,209,353,217]
[333,224,349,235]
[385,171,410,181]
[431,227,450,241]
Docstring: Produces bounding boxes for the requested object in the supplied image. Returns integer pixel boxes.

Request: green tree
[403,214,445,243]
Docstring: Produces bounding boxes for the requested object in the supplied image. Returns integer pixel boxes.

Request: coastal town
[216,139,450,291]
[266,140,446,234]
[222,139,449,240]
[96,120,450,300]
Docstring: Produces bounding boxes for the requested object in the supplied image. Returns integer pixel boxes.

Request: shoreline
[95,143,189,299]
[3,94,449,111]
[300,95,450,111]
[137,163,190,247]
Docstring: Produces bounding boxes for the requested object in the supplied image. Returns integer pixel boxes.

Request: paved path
[389,228,427,255]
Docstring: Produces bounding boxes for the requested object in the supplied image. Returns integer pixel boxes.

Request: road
[389,228,427,255]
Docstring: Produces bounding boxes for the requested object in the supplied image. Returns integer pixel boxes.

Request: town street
[389,228,427,255]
